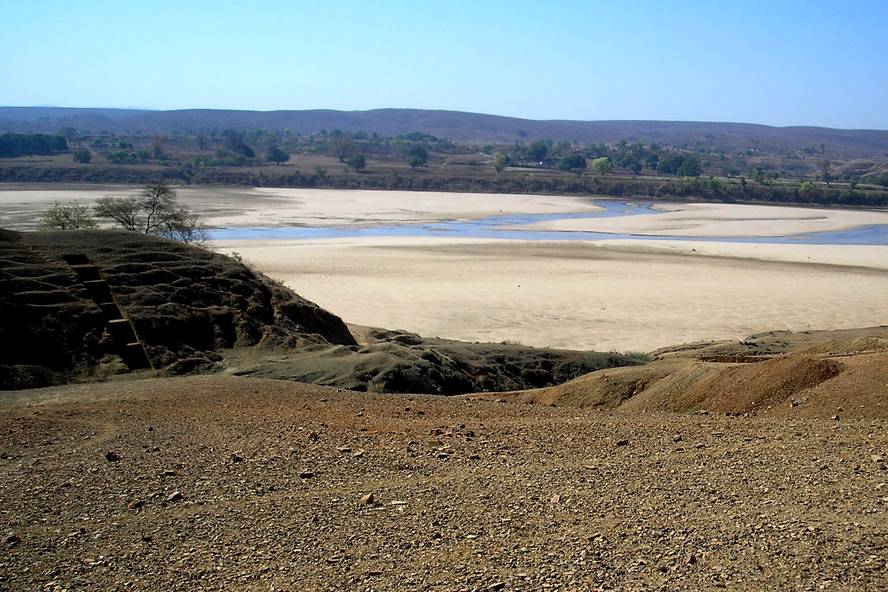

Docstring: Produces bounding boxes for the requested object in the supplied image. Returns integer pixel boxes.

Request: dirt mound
[229,327,637,395]
[622,354,844,414]
[504,328,888,418]
[2,229,638,393]
[1,229,355,389]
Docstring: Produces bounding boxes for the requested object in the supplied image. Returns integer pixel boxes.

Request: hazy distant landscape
[3,107,888,208]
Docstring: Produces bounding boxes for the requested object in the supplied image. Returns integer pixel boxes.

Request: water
[209,200,888,246]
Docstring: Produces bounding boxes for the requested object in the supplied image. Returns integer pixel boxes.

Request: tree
[328,134,354,163]
[675,157,702,177]
[346,154,366,172]
[151,133,168,158]
[492,152,509,173]
[527,140,548,163]
[821,160,832,185]
[556,154,587,176]
[589,156,614,174]
[221,129,255,157]
[799,180,817,196]
[266,146,289,165]
[72,149,92,164]
[406,145,428,170]
[752,165,766,184]
[39,201,98,230]
[94,184,207,245]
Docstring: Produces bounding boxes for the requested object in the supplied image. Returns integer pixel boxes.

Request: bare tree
[94,184,208,245]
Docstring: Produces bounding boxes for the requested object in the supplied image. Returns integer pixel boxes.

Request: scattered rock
[615,439,630,447]
[230,453,244,463]
[4,531,20,546]
[105,451,120,462]
[166,491,183,502]
[299,471,314,479]
[359,493,375,505]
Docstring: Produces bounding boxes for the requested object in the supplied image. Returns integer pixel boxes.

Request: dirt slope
[1,375,885,591]
[1,229,636,392]
[499,328,888,418]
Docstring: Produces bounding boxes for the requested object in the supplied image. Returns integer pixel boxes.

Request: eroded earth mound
[496,327,888,418]
[0,229,635,392]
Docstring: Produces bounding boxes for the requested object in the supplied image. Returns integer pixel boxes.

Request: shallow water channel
[209,200,888,246]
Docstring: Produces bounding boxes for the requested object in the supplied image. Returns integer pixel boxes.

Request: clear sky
[2,0,887,129]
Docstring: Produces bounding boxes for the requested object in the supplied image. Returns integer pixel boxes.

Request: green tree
[556,154,587,176]
[266,146,289,165]
[676,157,702,177]
[799,180,817,196]
[346,154,366,172]
[39,201,98,230]
[72,149,92,164]
[406,145,428,169]
[706,176,721,192]
[589,156,614,174]
[527,140,548,163]
[492,152,509,173]
[752,165,766,184]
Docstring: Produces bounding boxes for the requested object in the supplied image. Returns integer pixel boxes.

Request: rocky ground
[1,375,886,591]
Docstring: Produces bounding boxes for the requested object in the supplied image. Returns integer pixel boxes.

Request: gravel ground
[1,375,886,591]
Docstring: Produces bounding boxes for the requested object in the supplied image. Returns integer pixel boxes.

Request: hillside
[4,106,888,158]
[0,228,634,391]
[493,327,888,418]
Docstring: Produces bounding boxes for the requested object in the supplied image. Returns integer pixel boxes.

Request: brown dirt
[496,328,888,419]
[1,375,886,591]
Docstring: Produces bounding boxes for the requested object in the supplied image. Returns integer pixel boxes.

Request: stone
[616,439,630,447]
[167,491,183,502]
[360,493,375,505]
[105,451,120,462]
[299,471,314,479]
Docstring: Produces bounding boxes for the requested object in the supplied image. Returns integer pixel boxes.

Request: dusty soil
[499,327,888,419]
[1,375,886,591]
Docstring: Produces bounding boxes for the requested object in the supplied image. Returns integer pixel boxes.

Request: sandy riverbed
[3,185,886,352]
[507,201,888,237]
[212,235,888,352]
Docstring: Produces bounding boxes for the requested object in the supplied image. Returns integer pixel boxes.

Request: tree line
[0,133,68,157]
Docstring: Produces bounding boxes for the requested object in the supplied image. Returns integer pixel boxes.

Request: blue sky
[2,0,887,128]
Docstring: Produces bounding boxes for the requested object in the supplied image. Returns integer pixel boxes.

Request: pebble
[105,451,120,462]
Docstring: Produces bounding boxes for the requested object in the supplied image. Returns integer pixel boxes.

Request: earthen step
[69,264,101,281]
[82,279,114,304]
[62,254,90,265]
[99,301,124,321]
[121,342,151,370]
[107,319,138,343]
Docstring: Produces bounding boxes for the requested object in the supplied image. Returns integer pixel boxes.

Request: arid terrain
[1,187,887,590]
[1,371,887,591]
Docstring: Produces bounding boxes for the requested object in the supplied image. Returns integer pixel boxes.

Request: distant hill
[3,106,888,157]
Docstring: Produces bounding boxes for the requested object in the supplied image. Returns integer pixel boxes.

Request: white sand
[213,236,888,352]
[508,202,888,237]
[0,185,602,230]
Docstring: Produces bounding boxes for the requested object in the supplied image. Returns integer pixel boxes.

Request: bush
[39,201,98,230]
[72,149,92,164]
